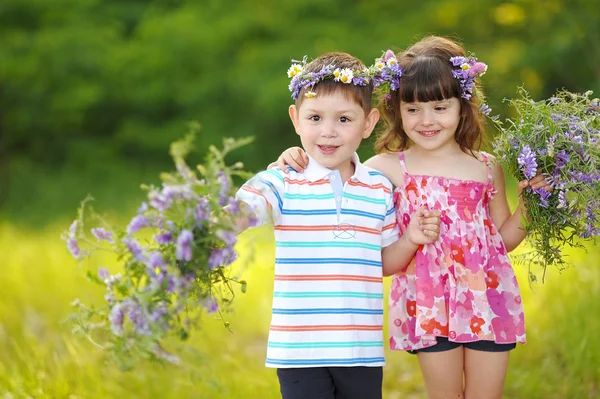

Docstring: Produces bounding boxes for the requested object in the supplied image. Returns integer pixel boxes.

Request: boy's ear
[288,105,300,136]
[362,108,380,139]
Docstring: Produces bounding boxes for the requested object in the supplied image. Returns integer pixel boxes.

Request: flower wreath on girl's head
[371,50,491,115]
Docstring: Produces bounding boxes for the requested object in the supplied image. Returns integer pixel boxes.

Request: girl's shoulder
[364,152,405,187]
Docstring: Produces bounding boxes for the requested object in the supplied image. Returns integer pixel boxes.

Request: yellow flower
[333,68,341,81]
[305,91,317,98]
[461,63,470,71]
[339,68,354,84]
[287,64,303,78]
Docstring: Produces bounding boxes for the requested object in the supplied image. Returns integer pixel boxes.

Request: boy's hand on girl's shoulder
[269,146,308,173]
[405,207,441,245]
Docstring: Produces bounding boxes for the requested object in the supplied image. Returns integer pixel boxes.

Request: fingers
[275,156,290,173]
[529,175,553,191]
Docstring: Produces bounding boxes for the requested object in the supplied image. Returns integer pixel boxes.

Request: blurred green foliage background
[1,0,599,397]
[1,0,599,224]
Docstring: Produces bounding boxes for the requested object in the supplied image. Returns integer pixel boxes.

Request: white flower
[339,68,354,84]
[333,68,342,81]
[287,64,303,78]
[375,60,385,70]
[386,57,398,67]
[305,91,317,98]
[460,63,470,71]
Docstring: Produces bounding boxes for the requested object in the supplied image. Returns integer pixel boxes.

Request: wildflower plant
[491,88,600,281]
[62,125,255,368]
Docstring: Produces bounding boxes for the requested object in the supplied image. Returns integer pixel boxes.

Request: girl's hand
[517,172,553,214]
[404,207,441,245]
[267,146,308,173]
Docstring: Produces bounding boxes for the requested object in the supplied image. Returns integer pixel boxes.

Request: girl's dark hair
[295,52,373,114]
[375,36,485,155]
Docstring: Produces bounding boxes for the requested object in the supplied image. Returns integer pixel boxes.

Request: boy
[234,52,440,399]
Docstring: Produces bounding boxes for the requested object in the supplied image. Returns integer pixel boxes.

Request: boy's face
[288,90,379,173]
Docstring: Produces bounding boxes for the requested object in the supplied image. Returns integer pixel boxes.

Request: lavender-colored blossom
[202,297,219,314]
[216,229,237,247]
[66,238,81,259]
[195,197,210,221]
[126,215,150,235]
[109,303,124,336]
[557,190,567,209]
[208,248,224,269]
[147,251,166,269]
[217,171,230,206]
[479,104,492,116]
[123,237,146,262]
[549,97,561,104]
[176,229,193,262]
[154,231,174,245]
[91,227,114,243]
[123,299,151,336]
[533,187,551,208]
[98,267,110,280]
[137,202,149,214]
[148,190,172,212]
[68,220,78,237]
[518,145,538,179]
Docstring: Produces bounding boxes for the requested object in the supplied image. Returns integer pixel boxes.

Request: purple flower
[149,190,172,212]
[91,227,114,243]
[98,267,110,280]
[137,202,149,214]
[216,229,237,246]
[66,238,81,259]
[217,171,230,206]
[479,104,492,116]
[195,198,210,221]
[176,229,193,262]
[208,249,224,269]
[518,145,538,179]
[123,237,146,262]
[123,299,151,336]
[154,231,174,245]
[147,251,166,269]
[533,187,551,208]
[202,297,219,314]
[109,303,124,336]
[127,215,150,235]
[69,220,79,237]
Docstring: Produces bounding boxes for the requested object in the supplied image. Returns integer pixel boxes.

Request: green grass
[1,222,599,398]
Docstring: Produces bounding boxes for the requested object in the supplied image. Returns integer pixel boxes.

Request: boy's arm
[382,207,441,276]
[233,170,285,232]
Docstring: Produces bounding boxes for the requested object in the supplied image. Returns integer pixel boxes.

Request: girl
[271,36,551,399]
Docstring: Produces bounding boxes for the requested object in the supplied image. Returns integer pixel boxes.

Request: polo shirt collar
[303,152,371,183]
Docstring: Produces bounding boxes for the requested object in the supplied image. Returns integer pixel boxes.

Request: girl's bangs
[398,58,460,103]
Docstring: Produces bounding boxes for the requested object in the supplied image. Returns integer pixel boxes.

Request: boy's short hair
[295,52,373,114]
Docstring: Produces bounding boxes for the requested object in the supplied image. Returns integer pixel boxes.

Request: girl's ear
[362,108,380,139]
[288,105,301,136]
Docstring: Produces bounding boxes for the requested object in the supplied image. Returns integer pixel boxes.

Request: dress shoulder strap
[479,151,494,185]
[398,151,409,177]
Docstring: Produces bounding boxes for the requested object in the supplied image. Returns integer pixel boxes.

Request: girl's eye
[339,116,350,123]
[435,107,447,112]
[407,108,418,113]
[309,115,321,122]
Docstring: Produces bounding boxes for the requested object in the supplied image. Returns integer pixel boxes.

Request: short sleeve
[235,169,285,227]
[382,187,400,247]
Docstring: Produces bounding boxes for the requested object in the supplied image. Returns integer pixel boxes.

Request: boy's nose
[320,123,338,138]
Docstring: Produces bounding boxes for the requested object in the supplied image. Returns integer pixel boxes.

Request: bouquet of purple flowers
[62,125,255,367]
[491,89,600,281]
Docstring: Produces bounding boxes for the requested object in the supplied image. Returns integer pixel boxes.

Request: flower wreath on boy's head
[286,52,403,101]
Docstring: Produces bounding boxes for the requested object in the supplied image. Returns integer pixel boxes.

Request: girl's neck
[407,142,465,159]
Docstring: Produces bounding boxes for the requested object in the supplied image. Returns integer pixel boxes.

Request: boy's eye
[309,115,321,122]
[339,116,351,123]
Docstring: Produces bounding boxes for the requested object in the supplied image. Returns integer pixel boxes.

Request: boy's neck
[335,159,355,183]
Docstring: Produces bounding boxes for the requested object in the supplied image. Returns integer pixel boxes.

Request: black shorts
[277,366,382,399]
[408,337,516,354]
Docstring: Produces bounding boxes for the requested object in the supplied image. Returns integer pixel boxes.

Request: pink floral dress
[389,152,526,351]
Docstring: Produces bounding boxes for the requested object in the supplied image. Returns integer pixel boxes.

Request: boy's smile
[288,90,379,181]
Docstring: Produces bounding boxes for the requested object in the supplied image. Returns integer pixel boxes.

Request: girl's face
[400,98,461,153]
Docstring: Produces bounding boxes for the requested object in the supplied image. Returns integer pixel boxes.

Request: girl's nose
[420,110,434,126]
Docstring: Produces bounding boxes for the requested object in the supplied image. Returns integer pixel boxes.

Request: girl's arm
[269,147,308,172]
[488,158,550,252]
[382,207,441,276]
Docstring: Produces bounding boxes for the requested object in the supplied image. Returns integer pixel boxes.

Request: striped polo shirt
[236,153,399,368]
